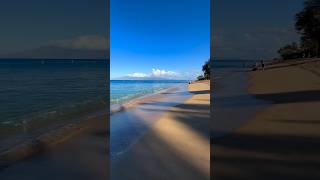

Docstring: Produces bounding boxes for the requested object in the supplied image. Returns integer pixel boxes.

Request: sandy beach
[111,80,210,180]
[0,113,109,180]
[212,59,320,179]
[0,80,210,179]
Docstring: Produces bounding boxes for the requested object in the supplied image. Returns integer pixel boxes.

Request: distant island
[0,46,108,60]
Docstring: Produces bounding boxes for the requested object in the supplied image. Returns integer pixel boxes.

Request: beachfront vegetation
[197,75,205,80]
[202,60,210,79]
[197,59,211,80]
[278,0,320,60]
[278,42,303,60]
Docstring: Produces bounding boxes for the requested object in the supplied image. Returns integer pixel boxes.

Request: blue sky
[110,0,210,79]
[0,0,304,64]
[214,0,304,59]
[0,0,107,58]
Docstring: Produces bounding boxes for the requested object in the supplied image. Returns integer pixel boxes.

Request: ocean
[0,59,108,134]
[110,80,188,106]
[0,59,253,144]
[0,59,251,131]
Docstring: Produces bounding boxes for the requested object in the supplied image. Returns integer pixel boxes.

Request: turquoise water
[0,59,108,130]
[110,80,188,106]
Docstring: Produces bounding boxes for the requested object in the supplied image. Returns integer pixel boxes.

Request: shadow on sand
[111,90,210,180]
[212,87,320,179]
[212,132,320,179]
[0,115,109,180]
[253,90,320,104]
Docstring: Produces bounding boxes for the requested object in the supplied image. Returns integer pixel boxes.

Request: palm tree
[202,59,210,80]
[295,0,320,57]
[278,42,303,60]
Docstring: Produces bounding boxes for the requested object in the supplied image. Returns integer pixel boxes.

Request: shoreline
[211,69,268,138]
[0,98,108,159]
[111,80,210,179]
[110,84,186,114]
[213,58,320,179]
[110,83,192,158]
[0,109,107,170]
[0,111,108,179]
[0,81,191,170]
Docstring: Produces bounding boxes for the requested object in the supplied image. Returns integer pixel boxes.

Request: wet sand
[212,59,320,179]
[110,84,192,158]
[211,70,268,138]
[0,81,210,179]
[111,80,210,180]
[0,113,108,180]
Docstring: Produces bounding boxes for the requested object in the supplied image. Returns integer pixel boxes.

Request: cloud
[151,68,178,78]
[54,35,108,50]
[1,34,109,59]
[125,69,180,79]
[122,68,202,80]
[127,72,148,78]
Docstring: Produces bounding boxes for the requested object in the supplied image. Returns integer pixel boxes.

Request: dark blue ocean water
[0,59,251,133]
[110,80,188,106]
[0,59,108,131]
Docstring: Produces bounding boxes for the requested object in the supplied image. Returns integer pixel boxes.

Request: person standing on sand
[260,60,265,71]
[251,62,259,71]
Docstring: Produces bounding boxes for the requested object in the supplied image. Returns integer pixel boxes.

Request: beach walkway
[213,59,320,179]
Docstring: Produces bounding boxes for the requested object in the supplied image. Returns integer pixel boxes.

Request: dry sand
[111,80,210,180]
[213,59,320,179]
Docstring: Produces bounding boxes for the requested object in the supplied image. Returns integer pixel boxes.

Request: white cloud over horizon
[151,68,178,78]
[127,72,148,78]
[126,68,180,79]
[125,68,201,80]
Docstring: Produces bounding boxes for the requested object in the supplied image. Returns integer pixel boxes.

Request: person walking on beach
[251,61,259,71]
[260,60,265,71]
